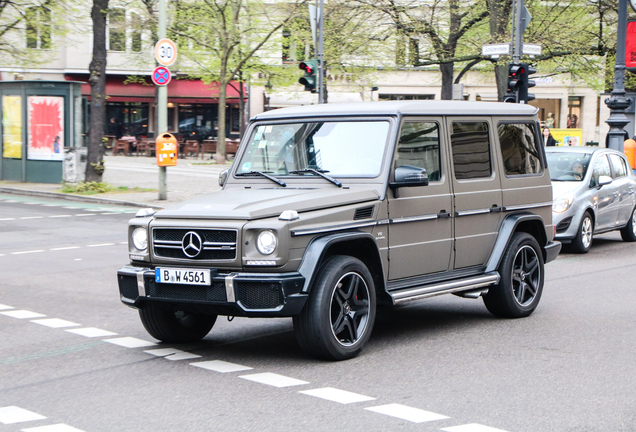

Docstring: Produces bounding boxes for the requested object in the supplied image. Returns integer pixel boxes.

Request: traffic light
[504,63,525,103]
[298,59,318,93]
[519,63,536,103]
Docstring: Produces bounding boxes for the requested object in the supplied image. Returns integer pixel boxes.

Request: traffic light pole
[513,0,522,64]
[605,0,631,152]
[317,0,325,104]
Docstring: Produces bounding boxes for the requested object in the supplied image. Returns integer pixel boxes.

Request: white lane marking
[74,259,81,261]
[442,424,510,432]
[0,218,16,221]
[0,303,14,310]
[239,372,309,388]
[75,214,96,217]
[165,352,201,361]
[49,215,72,218]
[101,213,119,215]
[43,204,61,207]
[365,404,449,423]
[190,360,253,373]
[87,243,115,247]
[31,318,80,328]
[1,310,46,319]
[22,424,86,432]
[144,348,181,357]
[62,207,77,209]
[24,202,40,205]
[119,241,128,245]
[4,200,18,203]
[11,250,44,255]
[50,247,81,251]
[299,387,376,404]
[103,337,157,348]
[20,217,43,220]
[66,327,118,338]
[0,406,47,424]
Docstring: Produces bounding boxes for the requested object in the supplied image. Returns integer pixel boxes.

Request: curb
[0,187,164,209]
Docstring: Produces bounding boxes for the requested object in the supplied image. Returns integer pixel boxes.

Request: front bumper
[117,265,307,317]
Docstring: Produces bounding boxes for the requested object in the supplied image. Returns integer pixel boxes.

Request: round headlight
[256,230,277,255]
[132,227,148,251]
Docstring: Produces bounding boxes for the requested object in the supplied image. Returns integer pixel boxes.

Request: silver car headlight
[553,193,574,213]
[256,230,277,255]
[132,227,148,251]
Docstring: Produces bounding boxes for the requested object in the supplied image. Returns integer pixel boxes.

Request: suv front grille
[153,228,237,261]
[145,277,227,302]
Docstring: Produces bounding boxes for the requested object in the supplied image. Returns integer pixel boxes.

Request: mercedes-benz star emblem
[181,231,203,258]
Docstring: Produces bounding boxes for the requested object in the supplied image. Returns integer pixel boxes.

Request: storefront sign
[27,96,64,161]
[2,95,22,158]
[551,128,583,146]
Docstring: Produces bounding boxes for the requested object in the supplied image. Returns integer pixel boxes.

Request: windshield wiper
[235,171,286,187]
[289,169,342,187]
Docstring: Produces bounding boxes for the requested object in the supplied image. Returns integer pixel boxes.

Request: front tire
[293,255,376,361]
[483,232,544,318]
[139,303,216,343]
[620,206,636,242]
[570,211,593,253]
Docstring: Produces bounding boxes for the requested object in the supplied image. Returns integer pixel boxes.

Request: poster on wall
[2,95,22,158]
[27,96,64,161]
[551,128,583,146]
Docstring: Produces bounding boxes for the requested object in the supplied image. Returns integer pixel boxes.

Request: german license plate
[155,267,211,286]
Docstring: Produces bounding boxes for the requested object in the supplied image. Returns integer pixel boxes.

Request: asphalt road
[1,194,635,432]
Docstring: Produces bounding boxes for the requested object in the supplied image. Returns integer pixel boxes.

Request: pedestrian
[566,114,572,128]
[107,117,122,139]
[571,114,578,129]
[542,127,556,147]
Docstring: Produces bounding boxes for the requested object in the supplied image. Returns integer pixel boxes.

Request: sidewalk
[0,155,232,209]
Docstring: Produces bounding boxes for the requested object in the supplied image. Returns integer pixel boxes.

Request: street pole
[605,0,632,152]
[512,0,522,64]
[157,0,168,200]
[317,0,325,104]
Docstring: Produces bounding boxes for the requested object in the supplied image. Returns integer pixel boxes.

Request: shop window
[26,6,51,49]
[379,94,435,101]
[105,102,149,137]
[567,96,582,128]
[178,104,216,140]
[108,8,126,52]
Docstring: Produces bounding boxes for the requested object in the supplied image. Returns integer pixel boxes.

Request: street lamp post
[605,0,632,152]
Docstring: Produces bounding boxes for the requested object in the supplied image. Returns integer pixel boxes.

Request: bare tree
[85,0,109,182]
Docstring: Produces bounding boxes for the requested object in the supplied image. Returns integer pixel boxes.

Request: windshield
[237,121,390,177]
[546,152,591,182]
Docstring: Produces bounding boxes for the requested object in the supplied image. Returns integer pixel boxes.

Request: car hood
[154,187,380,220]
[551,181,582,200]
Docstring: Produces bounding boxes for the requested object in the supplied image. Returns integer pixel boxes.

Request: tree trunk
[440,62,454,100]
[215,78,228,165]
[86,0,109,182]
[495,62,509,101]
[237,73,245,138]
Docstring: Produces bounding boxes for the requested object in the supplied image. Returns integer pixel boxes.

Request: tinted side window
[609,154,627,178]
[397,122,441,181]
[451,121,491,180]
[498,123,542,176]
[591,155,612,186]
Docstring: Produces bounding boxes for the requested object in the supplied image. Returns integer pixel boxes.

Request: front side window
[498,123,542,176]
[396,122,441,181]
[609,154,628,178]
[450,121,491,180]
[238,121,389,177]
[591,154,612,186]
[26,6,51,49]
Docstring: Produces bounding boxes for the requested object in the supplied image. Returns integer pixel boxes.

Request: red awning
[66,74,245,103]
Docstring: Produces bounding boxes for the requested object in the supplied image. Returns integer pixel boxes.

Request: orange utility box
[156,133,178,167]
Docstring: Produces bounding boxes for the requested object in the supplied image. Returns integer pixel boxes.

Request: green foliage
[60,181,113,194]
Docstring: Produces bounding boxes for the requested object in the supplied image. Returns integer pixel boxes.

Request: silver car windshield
[237,121,389,177]
[546,152,591,182]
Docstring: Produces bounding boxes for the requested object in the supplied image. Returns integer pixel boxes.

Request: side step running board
[389,272,500,304]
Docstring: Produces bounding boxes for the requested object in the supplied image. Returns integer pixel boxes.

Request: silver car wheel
[581,216,593,249]
[631,209,636,236]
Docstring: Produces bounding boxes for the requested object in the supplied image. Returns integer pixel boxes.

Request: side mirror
[389,165,429,198]
[219,168,229,187]
[597,175,612,187]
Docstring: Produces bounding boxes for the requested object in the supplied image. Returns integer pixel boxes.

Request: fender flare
[485,213,546,273]
[296,231,383,293]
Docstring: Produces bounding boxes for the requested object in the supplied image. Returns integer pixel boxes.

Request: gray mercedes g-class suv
[117,101,561,360]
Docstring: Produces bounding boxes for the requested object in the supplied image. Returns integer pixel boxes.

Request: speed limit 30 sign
[155,38,177,67]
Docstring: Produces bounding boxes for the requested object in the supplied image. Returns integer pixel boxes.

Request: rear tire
[483,232,544,318]
[293,255,376,361]
[139,303,216,343]
[570,211,593,254]
[620,207,636,242]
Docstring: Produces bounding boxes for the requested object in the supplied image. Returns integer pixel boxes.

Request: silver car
[546,146,636,253]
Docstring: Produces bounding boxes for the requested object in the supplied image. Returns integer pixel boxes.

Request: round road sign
[152,66,171,86]
[155,39,178,66]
